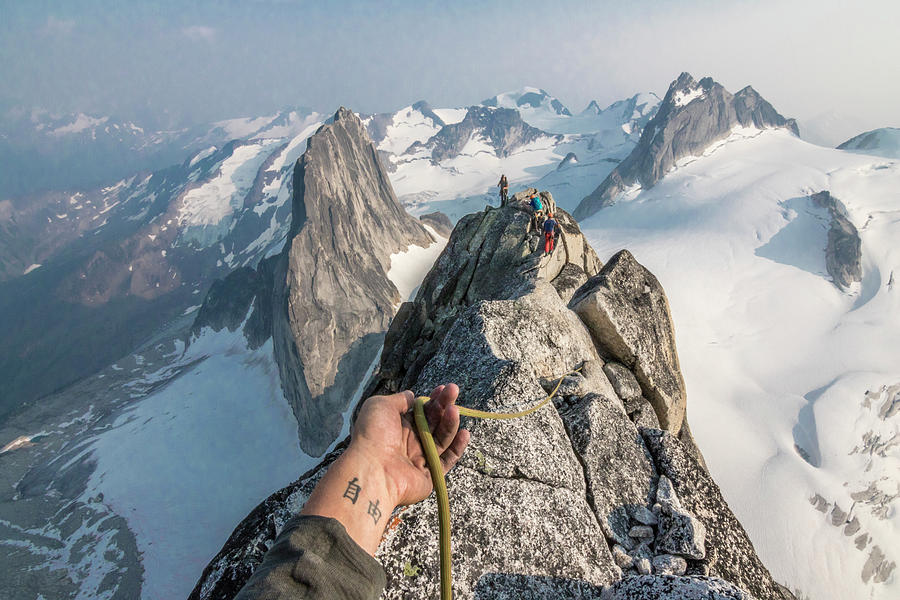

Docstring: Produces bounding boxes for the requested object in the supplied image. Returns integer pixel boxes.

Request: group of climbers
[496,176,560,256]
[531,192,559,255]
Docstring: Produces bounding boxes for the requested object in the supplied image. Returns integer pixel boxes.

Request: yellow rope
[413,367,581,599]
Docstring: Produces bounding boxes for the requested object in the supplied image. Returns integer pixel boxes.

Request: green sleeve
[234,515,387,600]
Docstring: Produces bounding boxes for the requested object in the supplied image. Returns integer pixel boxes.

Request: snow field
[431,108,467,126]
[578,129,899,600]
[377,105,445,156]
[178,139,282,230]
[387,224,448,306]
[78,329,313,600]
[391,135,571,222]
[211,114,278,140]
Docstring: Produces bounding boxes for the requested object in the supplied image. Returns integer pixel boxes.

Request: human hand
[300,384,470,555]
[349,384,470,508]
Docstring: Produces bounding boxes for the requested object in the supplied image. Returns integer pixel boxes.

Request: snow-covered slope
[572,129,899,600]
[76,329,313,600]
[0,107,321,198]
[838,127,900,159]
[483,86,571,123]
[376,91,658,222]
[0,112,326,416]
[364,102,448,156]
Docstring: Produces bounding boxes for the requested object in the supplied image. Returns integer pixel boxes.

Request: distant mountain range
[0,107,319,197]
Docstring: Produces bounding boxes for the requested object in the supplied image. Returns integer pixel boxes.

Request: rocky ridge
[574,72,799,220]
[191,194,794,599]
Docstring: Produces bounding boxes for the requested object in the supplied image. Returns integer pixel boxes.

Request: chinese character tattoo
[343,477,361,504]
[367,499,382,524]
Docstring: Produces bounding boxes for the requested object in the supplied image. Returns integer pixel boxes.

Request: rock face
[192,202,794,600]
[569,250,686,435]
[641,430,795,600]
[272,107,433,455]
[574,72,799,220]
[419,211,454,237]
[810,190,862,290]
[190,258,276,349]
[193,107,434,456]
[408,106,558,163]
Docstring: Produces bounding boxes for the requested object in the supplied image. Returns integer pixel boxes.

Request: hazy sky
[1,0,897,131]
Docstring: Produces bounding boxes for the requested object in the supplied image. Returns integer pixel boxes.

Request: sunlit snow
[672,87,704,107]
[78,329,313,600]
[576,129,899,600]
[377,105,444,156]
[387,225,448,305]
[177,139,282,245]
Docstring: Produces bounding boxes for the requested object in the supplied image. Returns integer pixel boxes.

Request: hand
[300,384,470,555]
[350,384,470,508]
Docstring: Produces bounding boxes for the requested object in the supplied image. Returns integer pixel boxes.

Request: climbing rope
[413,367,581,600]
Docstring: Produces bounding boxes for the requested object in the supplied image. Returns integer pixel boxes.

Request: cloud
[40,16,76,36]
[182,25,217,43]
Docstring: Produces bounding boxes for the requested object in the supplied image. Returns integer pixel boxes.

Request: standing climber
[543,213,559,255]
[530,192,544,230]
[498,174,509,205]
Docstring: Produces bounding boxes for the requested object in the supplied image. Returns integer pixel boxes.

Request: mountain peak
[409,105,555,163]
[228,104,434,455]
[482,87,572,117]
[575,73,798,219]
[837,126,900,158]
[582,100,603,115]
[672,71,697,91]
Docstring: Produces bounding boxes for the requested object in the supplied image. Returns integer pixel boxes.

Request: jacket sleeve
[234,515,387,600]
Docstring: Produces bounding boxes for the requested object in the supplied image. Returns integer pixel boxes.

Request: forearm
[300,447,399,556]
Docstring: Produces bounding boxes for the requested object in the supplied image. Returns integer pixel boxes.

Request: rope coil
[413,367,582,599]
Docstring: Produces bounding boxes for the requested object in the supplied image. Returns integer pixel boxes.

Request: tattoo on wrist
[343,478,361,504]
[367,499,382,524]
[342,477,382,524]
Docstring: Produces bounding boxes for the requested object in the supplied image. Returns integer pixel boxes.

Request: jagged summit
[407,106,557,162]
[582,100,603,115]
[192,197,794,600]
[193,106,434,456]
[574,72,798,220]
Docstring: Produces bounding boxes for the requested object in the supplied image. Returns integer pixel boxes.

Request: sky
[1,0,897,134]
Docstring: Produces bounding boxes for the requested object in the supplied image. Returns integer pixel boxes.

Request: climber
[497,174,509,205]
[530,192,544,231]
[234,384,469,600]
[543,213,558,255]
